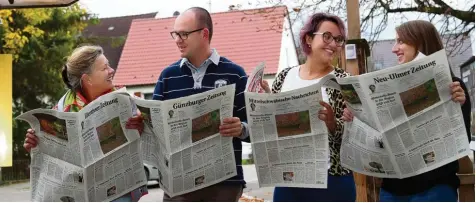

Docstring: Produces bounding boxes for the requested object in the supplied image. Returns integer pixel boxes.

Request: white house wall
[127,74,277,99]
[126,85,154,98]
[278,16,299,74]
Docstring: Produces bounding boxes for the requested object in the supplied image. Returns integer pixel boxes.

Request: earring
[308,44,311,48]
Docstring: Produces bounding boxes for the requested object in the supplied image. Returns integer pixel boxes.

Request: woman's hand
[261,80,271,93]
[126,111,144,135]
[342,108,354,122]
[318,101,336,134]
[450,81,465,105]
[24,129,39,153]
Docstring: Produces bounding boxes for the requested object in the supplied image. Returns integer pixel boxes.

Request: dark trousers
[163,183,243,202]
[273,173,356,202]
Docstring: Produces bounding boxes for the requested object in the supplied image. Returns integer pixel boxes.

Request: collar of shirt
[180,49,220,89]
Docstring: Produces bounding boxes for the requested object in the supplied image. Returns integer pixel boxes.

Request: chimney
[173,11,180,17]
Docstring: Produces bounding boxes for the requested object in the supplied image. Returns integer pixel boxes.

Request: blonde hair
[61,45,104,90]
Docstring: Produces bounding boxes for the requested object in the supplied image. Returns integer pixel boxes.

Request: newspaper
[246,62,266,93]
[339,49,471,179]
[131,84,237,197]
[17,91,147,202]
[245,75,340,188]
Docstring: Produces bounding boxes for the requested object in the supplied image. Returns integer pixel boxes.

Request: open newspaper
[245,75,340,188]
[339,49,470,179]
[131,84,237,197]
[245,62,266,93]
[16,91,147,202]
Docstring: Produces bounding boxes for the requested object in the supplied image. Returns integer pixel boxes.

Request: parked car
[143,161,159,183]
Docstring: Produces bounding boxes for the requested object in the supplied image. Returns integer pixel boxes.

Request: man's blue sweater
[152,56,249,186]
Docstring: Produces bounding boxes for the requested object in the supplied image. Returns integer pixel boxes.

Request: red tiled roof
[82,12,157,71]
[114,6,289,86]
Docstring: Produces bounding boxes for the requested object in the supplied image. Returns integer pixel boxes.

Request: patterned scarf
[54,88,149,201]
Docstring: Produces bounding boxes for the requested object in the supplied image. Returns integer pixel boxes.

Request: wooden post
[345,0,371,201]
[345,0,360,76]
[457,155,475,202]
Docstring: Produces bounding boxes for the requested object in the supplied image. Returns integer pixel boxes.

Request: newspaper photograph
[339,49,471,179]
[131,84,237,197]
[16,91,147,201]
[245,62,266,93]
[245,75,340,188]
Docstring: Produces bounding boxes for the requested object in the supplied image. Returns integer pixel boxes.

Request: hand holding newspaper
[130,84,238,197]
[339,50,470,178]
[246,62,266,93]
[16,91,147,202]
[245,74,340,188]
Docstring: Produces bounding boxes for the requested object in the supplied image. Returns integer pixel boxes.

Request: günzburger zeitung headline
[173,91,227,109]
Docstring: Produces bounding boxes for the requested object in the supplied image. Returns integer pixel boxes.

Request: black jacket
[381,77,472,195]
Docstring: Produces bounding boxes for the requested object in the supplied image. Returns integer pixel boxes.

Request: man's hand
[219,117,243,137]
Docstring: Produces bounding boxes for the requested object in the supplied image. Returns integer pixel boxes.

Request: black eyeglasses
[170,28,204,40]
[313,31,345,46]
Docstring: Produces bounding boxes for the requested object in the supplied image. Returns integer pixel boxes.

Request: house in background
[460,56,475,111]
[113,6,299,98]
[370,36,474,76]
[82,12,158,70]
[460,56,475,138]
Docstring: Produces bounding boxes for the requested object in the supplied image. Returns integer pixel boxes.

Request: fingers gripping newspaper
[245,62,266,93]
[16,91,147,202]
[245,75,340,188]
[339,50,470,179]
[131,84,237,197]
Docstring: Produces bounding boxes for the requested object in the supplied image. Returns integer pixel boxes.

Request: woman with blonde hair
[23,45,148,202]
[343,20,471,202]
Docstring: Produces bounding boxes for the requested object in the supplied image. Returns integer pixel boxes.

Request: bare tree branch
[244,0,474,57]
[377,0,474,23]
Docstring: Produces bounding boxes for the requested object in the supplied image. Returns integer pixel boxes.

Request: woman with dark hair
[262,13,356,202]
[23,45,148,202]
[343,20,471,202]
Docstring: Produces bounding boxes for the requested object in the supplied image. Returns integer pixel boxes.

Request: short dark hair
[300,13,346,55]
[187,7,213,43]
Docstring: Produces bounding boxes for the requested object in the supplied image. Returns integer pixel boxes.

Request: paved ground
[0,164,274,202]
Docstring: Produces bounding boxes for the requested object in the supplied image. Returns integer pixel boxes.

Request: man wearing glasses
[152,7,249,202]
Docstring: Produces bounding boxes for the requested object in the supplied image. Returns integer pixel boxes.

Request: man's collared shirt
[178,49,248,139]
[180,49,220,89]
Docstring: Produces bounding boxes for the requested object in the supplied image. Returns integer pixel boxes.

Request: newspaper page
[245,75,340,188]
[340,119,398,178]
[131,84,237,197]
[339,49,470,179]
[136,101,161,170]
[246,62,266,93]
[17,91,147,201]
